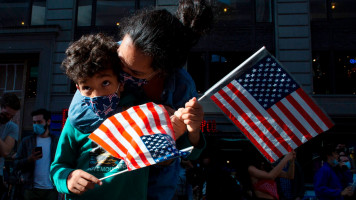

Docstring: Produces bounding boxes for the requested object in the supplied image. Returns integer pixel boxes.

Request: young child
[50,33,203,199]
[50,33,151,200]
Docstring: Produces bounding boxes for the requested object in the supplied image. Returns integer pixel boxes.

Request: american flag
[89,102,191,171]
[201,47,333,162]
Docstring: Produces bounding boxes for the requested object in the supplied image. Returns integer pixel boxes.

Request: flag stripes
[89,102,176,170]
[212,79,333,162]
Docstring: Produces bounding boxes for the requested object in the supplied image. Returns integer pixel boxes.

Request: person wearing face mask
[14,109,59,200]
[314,144,354,200]
[65,1,213,199]
[0,93,20,198]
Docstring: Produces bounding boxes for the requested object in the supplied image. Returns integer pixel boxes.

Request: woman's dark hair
[119,0,213,74]
[61,33,120,83]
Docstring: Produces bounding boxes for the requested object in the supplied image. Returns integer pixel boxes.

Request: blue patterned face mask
[82,87,120,119]
[119,71,148,91]
[33,124,46,135]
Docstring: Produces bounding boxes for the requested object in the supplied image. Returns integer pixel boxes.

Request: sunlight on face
[117,35,155,79]
[76,69,120,98]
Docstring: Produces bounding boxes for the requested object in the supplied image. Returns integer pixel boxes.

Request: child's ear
[76,84,80,91]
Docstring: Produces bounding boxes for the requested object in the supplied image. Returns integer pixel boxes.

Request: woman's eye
[102,81,110,87]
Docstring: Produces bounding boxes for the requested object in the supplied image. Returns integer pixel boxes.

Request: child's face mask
[82,86,120,119]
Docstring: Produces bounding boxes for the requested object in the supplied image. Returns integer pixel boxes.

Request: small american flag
[200,47,333,162]
[89,102,191,171]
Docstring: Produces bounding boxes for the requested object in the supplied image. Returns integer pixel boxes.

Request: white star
[267,58,271,62]
[252,69,257,73]
[259,64,264,67]
[272,63,277,67]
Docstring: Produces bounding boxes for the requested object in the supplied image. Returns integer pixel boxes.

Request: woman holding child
[50,0,214,199]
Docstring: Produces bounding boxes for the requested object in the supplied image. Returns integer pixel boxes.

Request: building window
[310,0,356,20]
[0,0,30,27]
[77,0,93,26]
[214,0,272,25]
[76,0,155,27]
[76,0,155,38]
[95,0,135,26]
[310,0,327,20]
[331,0,356,19]
[312,51,356,95]
[31,0,46,25]
[255,0,272,23]
[0,0,46,27]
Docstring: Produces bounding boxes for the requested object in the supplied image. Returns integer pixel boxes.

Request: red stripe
[227,83,292,152]
[275,101,314,140]
[217,88,283,158]
[296,89,334,129]
[159,104,175,140]
[211,94,275,162]
[285,94,323,134]
[133,106,153,135]
[121,111,151,166]
[97,122,128,157]
[89,132,121,159]
[146,102,167,135]
[267,109,303,146]
[107,115,140,170]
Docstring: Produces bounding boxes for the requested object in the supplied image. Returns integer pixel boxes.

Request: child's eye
[82,86,91,91]
[102,81,110,87]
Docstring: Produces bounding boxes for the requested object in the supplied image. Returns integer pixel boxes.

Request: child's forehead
[78,69,117,84]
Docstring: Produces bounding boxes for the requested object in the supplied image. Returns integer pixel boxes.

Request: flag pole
[198,46,267,102]
[99,169,129,181]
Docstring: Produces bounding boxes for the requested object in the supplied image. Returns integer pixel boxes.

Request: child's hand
[67,169,102,195]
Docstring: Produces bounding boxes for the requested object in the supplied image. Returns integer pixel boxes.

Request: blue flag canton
[236,56,299,109]
[141,134,185,163]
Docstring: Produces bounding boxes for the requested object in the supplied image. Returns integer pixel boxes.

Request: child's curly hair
[61,33,121,83]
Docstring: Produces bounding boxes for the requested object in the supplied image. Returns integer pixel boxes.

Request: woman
[248,151,296,200]
[66,0,214,199]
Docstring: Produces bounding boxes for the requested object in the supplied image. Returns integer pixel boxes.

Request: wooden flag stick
[99,169,129,181]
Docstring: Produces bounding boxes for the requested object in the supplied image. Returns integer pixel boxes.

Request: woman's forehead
[118,35,153,74]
